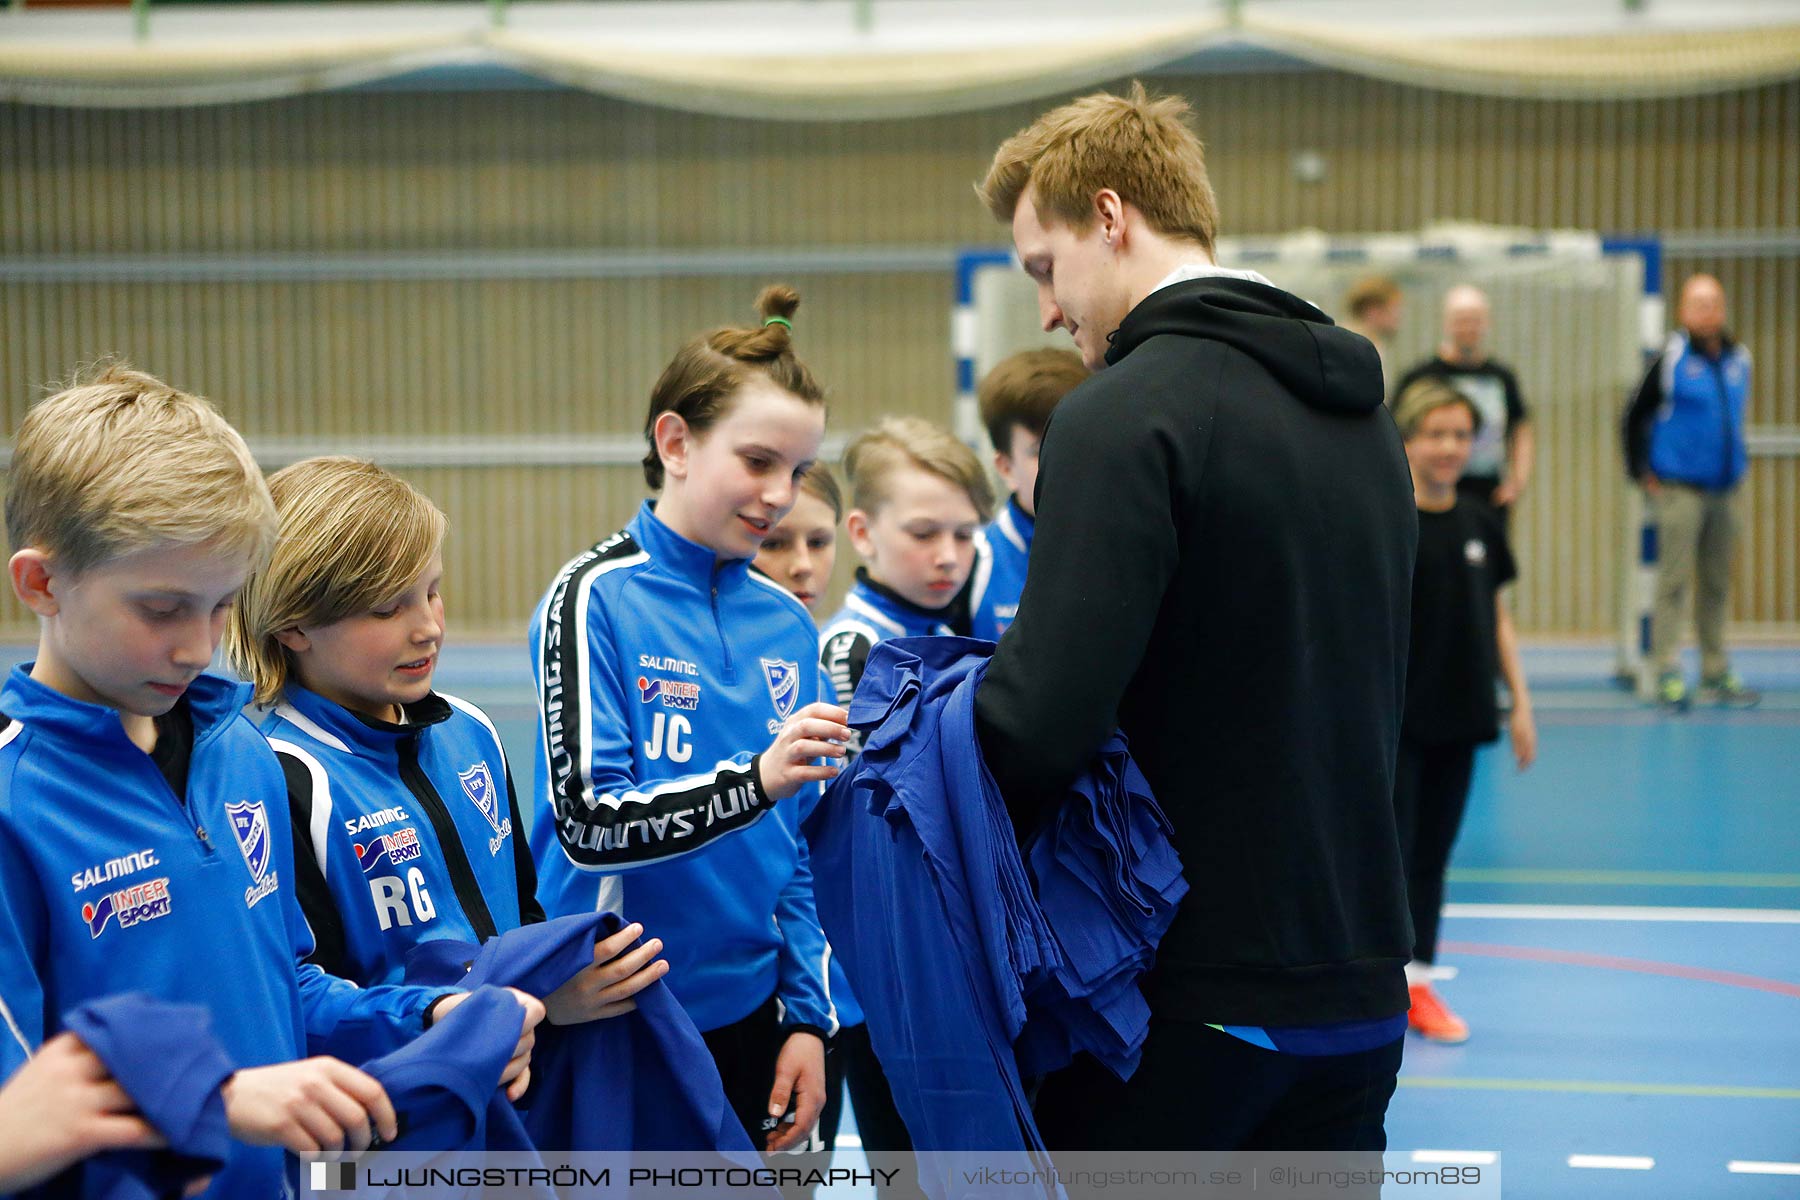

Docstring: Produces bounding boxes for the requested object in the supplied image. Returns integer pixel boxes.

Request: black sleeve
[1503,363,1528,426]
[1485,510,1518,590]
[1623,355,1665,481]
[503,757,545,926]
[974,378,1190,832]
[820,630,873,708]
[278,751,350,978]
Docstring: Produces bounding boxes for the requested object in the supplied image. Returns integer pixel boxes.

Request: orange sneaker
[1408,982,1470,1043]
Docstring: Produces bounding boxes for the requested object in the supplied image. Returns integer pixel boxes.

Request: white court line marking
[1424,965,1459,981]
[1412,1151,1497,1166]
[835,1135,863,1148]
[1728,1161,1800,1176]
[1445,904,1800,925]
[1569,1155,1655,1170]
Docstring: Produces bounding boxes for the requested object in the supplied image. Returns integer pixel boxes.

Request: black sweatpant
[702,993,808,1152]
[839,1022,913,1157]
[1034,1018,1402,1152]
[1392,738,1477,964]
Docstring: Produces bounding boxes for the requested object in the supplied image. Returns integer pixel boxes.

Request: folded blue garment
[404,913,759,1159]
[805,637,1185,1194]
[31,994,235,1200]
[359,984,536,1157]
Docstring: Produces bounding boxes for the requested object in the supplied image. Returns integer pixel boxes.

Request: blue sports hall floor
[9,640,1794,1198]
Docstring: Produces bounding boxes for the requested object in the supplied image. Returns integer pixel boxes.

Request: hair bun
[756,284,801,325]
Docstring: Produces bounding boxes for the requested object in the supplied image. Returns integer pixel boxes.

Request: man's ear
[1093,188,1126,248]
[653,411,692,483]
[9,549,59,617]
[272,627,312,654]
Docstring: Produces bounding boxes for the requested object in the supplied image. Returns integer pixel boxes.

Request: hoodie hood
[1106,276,1384,414]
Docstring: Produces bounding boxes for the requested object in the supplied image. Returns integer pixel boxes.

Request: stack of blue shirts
[803,637,1185,1173]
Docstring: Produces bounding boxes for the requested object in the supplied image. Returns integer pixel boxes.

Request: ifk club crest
[761,658,800,724]
[226,800,280,909]
[459,762,503,834]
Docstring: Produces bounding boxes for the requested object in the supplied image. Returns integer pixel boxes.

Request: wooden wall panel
[1,73,1793,637]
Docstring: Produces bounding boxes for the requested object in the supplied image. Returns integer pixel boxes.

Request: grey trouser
[1651,482,1741,679]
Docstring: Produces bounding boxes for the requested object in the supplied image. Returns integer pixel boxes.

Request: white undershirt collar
[1148,261,1276,296]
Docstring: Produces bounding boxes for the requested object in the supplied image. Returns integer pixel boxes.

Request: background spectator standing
[1393,285,1535,524]
[1343,275,1404,389]
[1623,273,1760,709]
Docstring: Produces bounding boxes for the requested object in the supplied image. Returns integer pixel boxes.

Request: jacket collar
[846,569,957,639]
[0,664,248,757]
[273,684,451,757]
[1679,329,1738,360]
[629,501,751,591]
[995,496,1034,555]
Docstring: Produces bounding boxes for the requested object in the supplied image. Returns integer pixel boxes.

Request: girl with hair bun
[529,285,851,1152]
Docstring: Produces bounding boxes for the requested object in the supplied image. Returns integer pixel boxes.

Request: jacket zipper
[1709,354,1734,489]
[712,574,736,684]
[396,736,498,943]
[149,758,213,855]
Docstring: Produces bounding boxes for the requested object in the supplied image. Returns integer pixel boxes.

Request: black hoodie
[975,274,1418,1027]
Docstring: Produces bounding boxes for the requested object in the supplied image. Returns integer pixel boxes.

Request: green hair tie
[763,316,793,331]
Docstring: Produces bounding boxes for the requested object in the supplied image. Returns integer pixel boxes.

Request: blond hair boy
[819,417,992,705]
[0,366,531,1190]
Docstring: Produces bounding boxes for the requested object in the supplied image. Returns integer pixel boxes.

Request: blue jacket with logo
[0,668,444,1198]
[528,502,833,1037]
[1624,330,1752,490]
[969,496,1035,643]
[257,686,543,989]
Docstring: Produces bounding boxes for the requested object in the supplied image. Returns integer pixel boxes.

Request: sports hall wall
[2,71,1796,639]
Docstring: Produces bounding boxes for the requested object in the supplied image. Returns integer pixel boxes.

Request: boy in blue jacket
[0,366,535,1195]
[530,286,850,1152]
[968,349,1086,643]
[820,417,992,704]
[226,456,667,1027]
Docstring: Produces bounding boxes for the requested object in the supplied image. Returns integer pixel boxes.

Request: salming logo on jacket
[968,496,1035,643]
[258,686,543,989]
[528,502,833,1036]
[0,668,442,1197]
[1624,330,1752,489]
[818,569,957,707]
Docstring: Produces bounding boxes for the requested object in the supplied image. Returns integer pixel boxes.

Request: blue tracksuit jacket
[968,497,1034,644]
[258,686,542,987]
[528,502,832,1036]
[0,668,445,1198]
[1625,330,1752,489]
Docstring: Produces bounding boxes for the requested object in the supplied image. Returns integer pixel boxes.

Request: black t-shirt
[1393,356,1528,485]
[1403,501,1517,746]
[150,697,194,800]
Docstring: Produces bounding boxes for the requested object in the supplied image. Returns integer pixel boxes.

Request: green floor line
[1448,868,1800,888]
[1400,1076,1800,1100]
